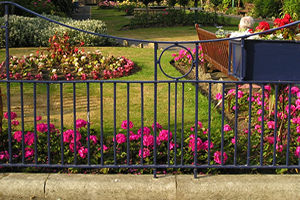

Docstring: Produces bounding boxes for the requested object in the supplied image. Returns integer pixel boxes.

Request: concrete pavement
[1,173,300,199]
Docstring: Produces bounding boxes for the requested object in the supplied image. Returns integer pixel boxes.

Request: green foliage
[167,0,177,7]
[0,15,114,47]
[282,0,300,20]
[130,10,233,28]
[51,0,73,16]
[179,0,189,8]
[2,0,66,17]
[254,0,282,18]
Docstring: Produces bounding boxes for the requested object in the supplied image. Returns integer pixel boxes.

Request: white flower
[81,56,86,61]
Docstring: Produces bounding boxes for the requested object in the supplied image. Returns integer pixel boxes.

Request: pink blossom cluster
[172,46,204,65]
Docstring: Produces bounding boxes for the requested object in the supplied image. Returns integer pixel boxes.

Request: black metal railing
[1,1,300,178]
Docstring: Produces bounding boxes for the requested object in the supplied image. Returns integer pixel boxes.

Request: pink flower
[129,131,140,141]
[201,140,214,150]
[36,116,42,121]
[214,151,228,164]
[78,146,88,159]
[25,132,35,146]
[215,93,222,100]
[25,147,34,158]
[255,124,262,133]
[291,87,299,94]
[69,141,82,152]
[158,130,172,142]
[237,90,244,98]
[4,112,17,120]
[267,121,275,129]
[266,136,275,144]
[139,148,150,158]
[152,122,162,131]
[12,120,19,126]
[87,135,98,145]
[188,135,203,152]
[297,92,300,98]
[231,137,235,144]
[13,131,22,142]
[297,126,300,133]
[190,121,203,132]
[114,133,126,144]
[36,123,56,133]
[63,129,81,143]
[0,151,9,160]
[276,144,283,152]
[121,120,134,129]
[143,135,154,147]
[264,85,271,92]
[223,124,232,132]
[76,119,87,128]
[137,127,151,136]
[295,146,300,158]
[257,109,262,115]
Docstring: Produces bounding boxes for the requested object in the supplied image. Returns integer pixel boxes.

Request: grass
[0,47,223,137]
[91,7,239,41]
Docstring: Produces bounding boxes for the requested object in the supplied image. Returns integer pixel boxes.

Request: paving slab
[45,174,176,200]
[0,173,48,200]
[176,174,300,200]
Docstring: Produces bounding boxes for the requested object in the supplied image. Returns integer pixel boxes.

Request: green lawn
[0,47,223,136]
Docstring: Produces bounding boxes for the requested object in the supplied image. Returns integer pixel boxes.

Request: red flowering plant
[254,14,300,40]
[0,33,136,80]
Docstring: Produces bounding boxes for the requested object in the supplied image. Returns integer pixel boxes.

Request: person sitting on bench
[230,16,254,38]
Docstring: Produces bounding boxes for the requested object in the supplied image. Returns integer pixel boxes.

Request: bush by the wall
[254,0,282,18]
[0,15,115,47]
[282,0,300,20]
[129,10,236,28]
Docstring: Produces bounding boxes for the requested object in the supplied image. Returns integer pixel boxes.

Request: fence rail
[1,1,300,178]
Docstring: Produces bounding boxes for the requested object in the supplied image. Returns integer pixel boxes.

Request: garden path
[71,5,91,20]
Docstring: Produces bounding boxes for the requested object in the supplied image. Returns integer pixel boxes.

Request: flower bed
[0,33,135,80]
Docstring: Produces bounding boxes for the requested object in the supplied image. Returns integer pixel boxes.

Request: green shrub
[282,0,300,20]
[1,0,66,17]
[0,15,115,47]
[129,10,235,28]
[254,0,282,18]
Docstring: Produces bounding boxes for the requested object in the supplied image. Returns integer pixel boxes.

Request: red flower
[256,21,270,32]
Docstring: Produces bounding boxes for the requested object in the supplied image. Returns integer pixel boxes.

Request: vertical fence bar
[167,83,171,165]
[260,84,265,166]
[221,83,225,165]
[73,83,77,165]
[247,84,253,166]
[20,83,25,163]
[181,82,185,166]
[234,84,238,165]
[194,43,199,178]
[286,84,292,166]
[4,4,12,163]
[174,81,178,165]
[273,85,278,166]
[100,83,104,165]
[33,83,38,164]
[47,83,51,164]
[140,83,144,165]
[87,82,91,165]
[126,83,130,166]
[207,83,212,165]
[60,83,64,165]
[113,83,117,165]
[153,43,158,178]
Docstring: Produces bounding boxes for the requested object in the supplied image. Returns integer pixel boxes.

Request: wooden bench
[195,24,230,76]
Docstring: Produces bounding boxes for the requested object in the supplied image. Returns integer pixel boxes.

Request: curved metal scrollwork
[158,44,195,80]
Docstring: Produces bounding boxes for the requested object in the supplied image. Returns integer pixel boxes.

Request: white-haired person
[230,16,255,38]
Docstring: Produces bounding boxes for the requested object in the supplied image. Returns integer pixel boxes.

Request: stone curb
[1,173,300,200]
